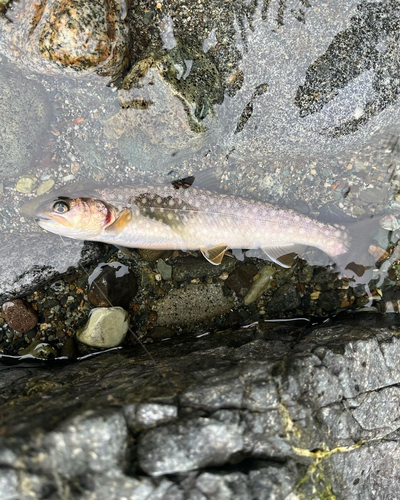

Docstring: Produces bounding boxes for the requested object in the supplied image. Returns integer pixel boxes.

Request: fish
[33,175,383,282]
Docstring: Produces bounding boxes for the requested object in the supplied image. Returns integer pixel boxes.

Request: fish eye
[53,200,70,214]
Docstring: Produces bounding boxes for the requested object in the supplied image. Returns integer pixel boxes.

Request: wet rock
[0,316,398,498]
[225,263,258,298]
[153,284,233,326]
[244,265,275,305]
[88,262,138,309]
[267,283,301,314]
[172,256,236,282]
[20,340,57,359]
[138,417,243,476]
[0,63,50,178]
[137,249,173,263]
[124,403,178,432]
[2,299,37,333]
[77,307,129,348]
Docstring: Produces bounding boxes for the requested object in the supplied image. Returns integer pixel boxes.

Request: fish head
[35,197,117,239]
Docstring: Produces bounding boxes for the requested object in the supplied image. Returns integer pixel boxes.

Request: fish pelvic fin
[200,245,228,265]
[261,244,306,268]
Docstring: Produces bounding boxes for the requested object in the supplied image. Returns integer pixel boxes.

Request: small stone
[77,307,129,348]
[15,176,37,193]
[36,179,55,196]
[225,264,258,298]
[156,259,172,280]
[244,265,275,305]
[310,291,321,300]
[88,262,138,309]
[20,340,57,359]
[2,299,38,333]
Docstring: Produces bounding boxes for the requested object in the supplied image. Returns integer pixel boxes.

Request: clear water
[1,0,400,356]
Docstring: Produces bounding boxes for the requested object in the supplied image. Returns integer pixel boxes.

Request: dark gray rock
[0,315,398,498]
[88,261,138,309]
[172,256,236,282]
[138,417,244,476]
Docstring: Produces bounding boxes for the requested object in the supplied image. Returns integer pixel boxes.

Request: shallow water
[1,0,400,357]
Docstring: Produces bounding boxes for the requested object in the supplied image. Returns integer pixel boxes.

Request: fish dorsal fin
[105,208,132,234]
[200,245,228,265]
[171,176,195,190]
[168,167,227,193]
[261,244,306,268]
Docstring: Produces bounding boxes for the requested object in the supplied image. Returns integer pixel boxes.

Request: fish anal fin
[261,244,306,268]
[105,208,132,234]
[200,245,228,265]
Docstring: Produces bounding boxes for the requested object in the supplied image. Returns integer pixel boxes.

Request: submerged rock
[2,299,37,333]
[244,265,275,305]
[77,307,129,348]
[153,284,233,326]
[20,340,57,359]
[88,262,138,309]
[172,256,236,282]
[0,0,130,78]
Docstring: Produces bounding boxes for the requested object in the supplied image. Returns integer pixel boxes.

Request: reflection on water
[1,0,400,357]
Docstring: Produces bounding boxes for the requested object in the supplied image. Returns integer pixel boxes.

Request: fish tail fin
[332,215,386,285]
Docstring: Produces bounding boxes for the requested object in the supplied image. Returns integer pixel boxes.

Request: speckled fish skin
[63,184,350,258]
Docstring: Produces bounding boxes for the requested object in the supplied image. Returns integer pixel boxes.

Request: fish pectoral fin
[261,244,306,268]
[105,208,132,234]
[200,245,228,265]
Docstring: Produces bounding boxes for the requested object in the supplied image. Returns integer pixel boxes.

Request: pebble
[76,307,129,348]
[244,266,275,305]
[156,259,172,280]
[36,179,55,196]
[15,176,37,193]
[2,299,38,333]
[88,262,138,309]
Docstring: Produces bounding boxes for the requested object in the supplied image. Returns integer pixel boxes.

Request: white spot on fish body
[167,213,173,220]
[150,207,155,213]
[157,197,162,204]
[168,199,174,207]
